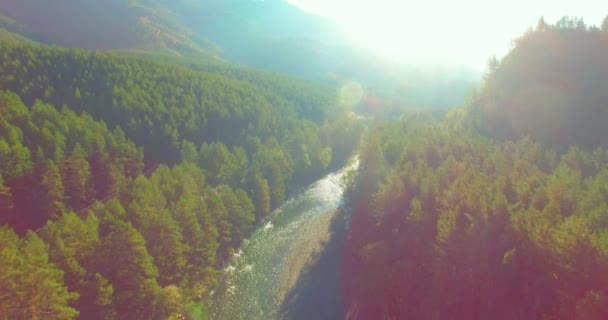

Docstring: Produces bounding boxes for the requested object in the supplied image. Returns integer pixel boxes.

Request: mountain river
[209,160,358,320]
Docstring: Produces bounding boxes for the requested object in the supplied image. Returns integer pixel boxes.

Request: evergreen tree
[252,174,271,218]
[123,176,186,286]
[180,140,198,164]
[97,217,161,320]
[38,161,65,218]
[0,227,79,319]
[220,186,255,247]
[40,212,115,320]
[62,144,92,210]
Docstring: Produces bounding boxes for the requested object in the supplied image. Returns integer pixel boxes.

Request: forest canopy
[0,39,363,319]
[341,17,608,320]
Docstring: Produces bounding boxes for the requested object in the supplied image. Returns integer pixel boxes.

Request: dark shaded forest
[0,39,363,319]
[341,17,608,320]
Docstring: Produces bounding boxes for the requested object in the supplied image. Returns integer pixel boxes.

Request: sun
[291,0,607,70]
[291,0,485,67]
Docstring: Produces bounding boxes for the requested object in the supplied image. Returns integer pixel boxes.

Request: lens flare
[339,81,364,108]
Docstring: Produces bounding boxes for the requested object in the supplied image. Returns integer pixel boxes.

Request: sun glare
[290,0,606,69]
[291,0,501,67]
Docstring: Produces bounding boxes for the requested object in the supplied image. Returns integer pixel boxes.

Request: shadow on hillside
[278,210,348,320]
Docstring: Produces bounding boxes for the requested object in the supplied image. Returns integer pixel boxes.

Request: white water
[208,161,357,319]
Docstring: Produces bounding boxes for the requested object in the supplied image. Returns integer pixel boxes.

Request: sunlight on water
[208,161,358,320]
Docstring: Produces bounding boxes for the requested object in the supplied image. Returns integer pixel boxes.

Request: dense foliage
[0,91,144,232]
[0,40,363,190]
[343,115,608,319]
[0,40,363,319]
[342,18,608,320]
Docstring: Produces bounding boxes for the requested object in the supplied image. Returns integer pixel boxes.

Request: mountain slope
[0,0,480,109]
[474,19,608,150]
[0,39,364,319]
[343,118,608,320]
[0,0,215,54]
[341,19,608,320]
[0,0,339,64]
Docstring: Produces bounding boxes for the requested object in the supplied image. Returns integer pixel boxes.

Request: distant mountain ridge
[0,0,217,54]
[0,0,481,109]
[0,0,341,61]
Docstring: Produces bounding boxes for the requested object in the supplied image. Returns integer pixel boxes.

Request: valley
[0,2,607,320]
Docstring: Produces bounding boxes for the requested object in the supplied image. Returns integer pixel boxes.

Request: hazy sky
[289,0,606,69]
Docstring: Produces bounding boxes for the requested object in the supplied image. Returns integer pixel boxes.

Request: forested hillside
[0,0,341,78]
[475,16,608,150]
[342,17,608,320]
[0,40,363,319]
[0,0,216,54]
[0,0,479,110]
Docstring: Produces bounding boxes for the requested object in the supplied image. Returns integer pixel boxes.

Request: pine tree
[96,218,161,320]
[537,16,548,31]
[0,226,22,317]
[38,161,65,218]
[124,176,186,286]
[40,212,116,320]
[220,186,254,247]
[146,210,187,286]
[205,187,232,261]
[252,174,271,218]
[62,144,92,210]
[0,227,79,319]
[180,140,198,164]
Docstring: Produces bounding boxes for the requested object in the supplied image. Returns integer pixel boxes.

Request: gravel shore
[278,209,347,320]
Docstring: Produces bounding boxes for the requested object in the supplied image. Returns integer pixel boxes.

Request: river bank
[278,209,348,320]
[208,164,354,320]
